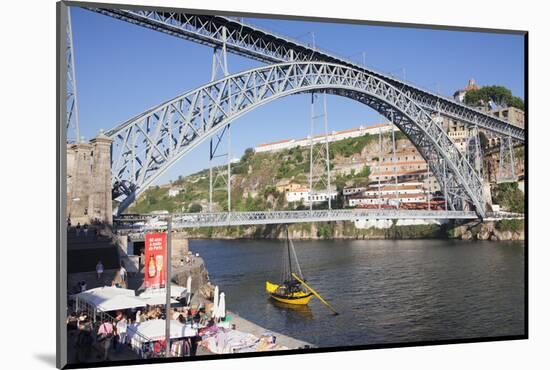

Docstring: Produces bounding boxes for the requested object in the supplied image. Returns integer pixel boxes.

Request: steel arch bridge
[107,61,489,217]
[91,8,525,142]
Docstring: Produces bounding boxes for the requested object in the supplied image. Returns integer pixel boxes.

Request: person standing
[76,319,93,363]
[116,315,128,352]
[83,223,89,238]
[97,319,114,361]
[76,222,81,237]
[119,264,127,284]
[96,261,104,281]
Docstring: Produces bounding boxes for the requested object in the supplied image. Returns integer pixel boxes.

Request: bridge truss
[76,6,527,220]
[107,62,488,217]
[66,7,80,143]
[89,7,525,142]
[116,209,478,231]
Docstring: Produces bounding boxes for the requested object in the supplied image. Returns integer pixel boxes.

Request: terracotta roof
[288,188,309,193]
[256,123,395,150]
[365,184,423,192]
[371,169,428,177]
[376,160,426,166]
[256,139,293,147]
[367,123,391,129]
[334,127,361,135]
[350,193,426,200]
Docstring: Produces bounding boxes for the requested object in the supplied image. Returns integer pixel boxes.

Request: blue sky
[70,7,524,184]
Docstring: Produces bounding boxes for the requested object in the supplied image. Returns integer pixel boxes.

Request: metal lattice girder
[88,7,525,142]
[66,7,80,142]
[497,136,517,183]
[115,209,478,232]
[107,62,488,217]
[308,93,332,210]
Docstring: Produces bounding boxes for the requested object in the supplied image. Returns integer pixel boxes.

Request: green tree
[245,193,255,211]
[493,182,524,213]
[263,186,278,199]
[360,165,371,178]
[464,85,524,111]
[242,148,255,162]
[508,96,525,110]
[188,203,202,213]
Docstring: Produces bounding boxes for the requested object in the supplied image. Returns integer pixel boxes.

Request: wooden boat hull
[266,281,313,305]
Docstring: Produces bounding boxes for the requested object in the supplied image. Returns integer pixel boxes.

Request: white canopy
[215,292,226,319]
[139,284,188,299]
[212,286,219,317]
[77,286,145,311]
[186,276,192,294]
[139,295,179,306]
[128,319,197,342]
[80,286,136,298]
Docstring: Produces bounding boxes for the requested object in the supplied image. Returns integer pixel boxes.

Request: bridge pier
[66,131,113,225]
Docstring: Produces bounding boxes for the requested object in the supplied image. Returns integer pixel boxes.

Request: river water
[190,239,524,348]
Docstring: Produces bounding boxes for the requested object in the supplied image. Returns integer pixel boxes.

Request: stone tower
[66,131,113,225]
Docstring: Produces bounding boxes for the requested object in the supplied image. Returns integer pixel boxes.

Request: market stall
[199,326,288,354]
[76,286,146,313]
[127,319,199,357]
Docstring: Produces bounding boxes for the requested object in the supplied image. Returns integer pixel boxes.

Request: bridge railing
[115,209,479,233]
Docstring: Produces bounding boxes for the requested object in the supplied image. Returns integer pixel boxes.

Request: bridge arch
[106,62,488,217]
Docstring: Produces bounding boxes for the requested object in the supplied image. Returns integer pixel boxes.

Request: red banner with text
[144,232,167,288]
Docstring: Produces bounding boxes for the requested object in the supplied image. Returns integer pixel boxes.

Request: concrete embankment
[225,310,313,349]
[195,309,313,356]
[173,251,313,351]
[176,219,524,241]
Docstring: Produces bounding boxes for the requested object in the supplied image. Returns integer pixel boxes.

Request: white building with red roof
[254,123,397,153]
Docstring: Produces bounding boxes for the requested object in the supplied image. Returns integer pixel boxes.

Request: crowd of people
[67,302,220,362]
[67,311,130,362]
[67,217,106,238]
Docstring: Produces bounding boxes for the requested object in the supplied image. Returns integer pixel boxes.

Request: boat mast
[286,225,292,279]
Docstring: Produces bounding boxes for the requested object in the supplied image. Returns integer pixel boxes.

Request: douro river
[191,239,524,347]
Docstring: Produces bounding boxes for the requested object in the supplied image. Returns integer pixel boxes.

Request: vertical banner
[144,232,167,288]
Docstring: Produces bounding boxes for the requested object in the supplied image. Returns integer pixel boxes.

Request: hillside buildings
[449,78,525,150]
[275,180,305,193]
[453,78,480,103]
[168,188,182,197]
[254,123,397,153]
[264,120,441,209]
[491,106,525,129]
[285,187,338,205]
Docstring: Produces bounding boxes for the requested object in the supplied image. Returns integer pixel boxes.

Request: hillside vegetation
[492,182,524,213]
[127,133,400,214]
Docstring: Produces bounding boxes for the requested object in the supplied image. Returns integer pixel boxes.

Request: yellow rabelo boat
[266,227,313,305]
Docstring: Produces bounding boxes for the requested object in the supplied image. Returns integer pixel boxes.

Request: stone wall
[172,233,190,265]
[448,220,524,241]
[172,256,213,300]
[67,132,113,225]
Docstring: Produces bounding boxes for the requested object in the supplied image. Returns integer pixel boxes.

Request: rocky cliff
[448,219,524,241]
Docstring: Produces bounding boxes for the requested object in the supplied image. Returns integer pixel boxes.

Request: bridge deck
[116,209,479,231]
